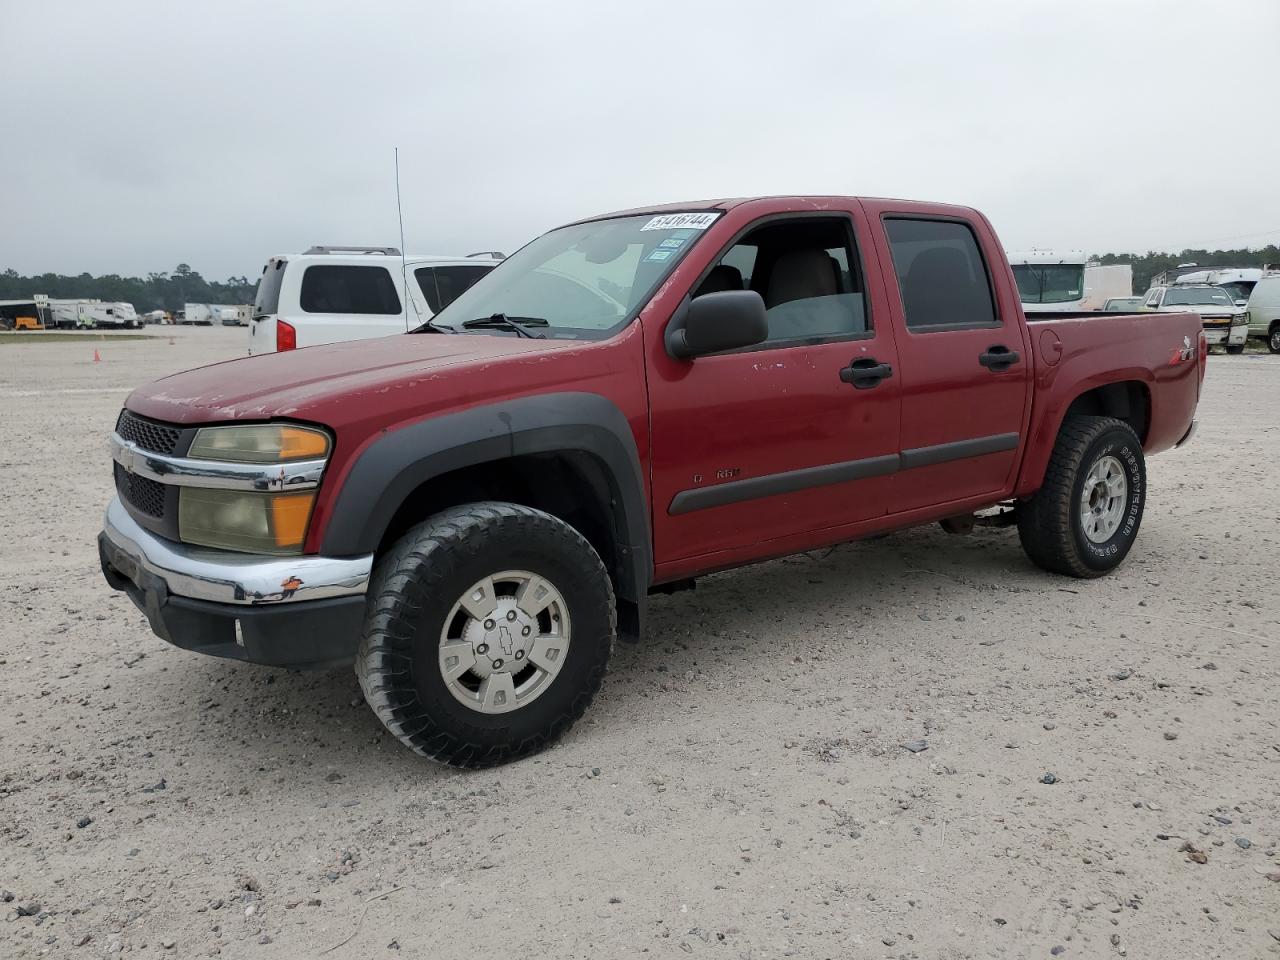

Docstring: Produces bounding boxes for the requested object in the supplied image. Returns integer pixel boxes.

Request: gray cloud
[3,0,1277,280]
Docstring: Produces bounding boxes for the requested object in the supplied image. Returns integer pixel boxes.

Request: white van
[248,246,502,355]
[1244,275,1280,353]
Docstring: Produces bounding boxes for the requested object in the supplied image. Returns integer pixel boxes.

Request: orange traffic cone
[93,349,101,363]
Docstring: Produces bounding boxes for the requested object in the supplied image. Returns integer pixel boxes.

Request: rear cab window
[299,265,402,315]
[883,218,999,331]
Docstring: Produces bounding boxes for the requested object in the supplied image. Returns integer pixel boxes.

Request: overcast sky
[3,0,1278,280]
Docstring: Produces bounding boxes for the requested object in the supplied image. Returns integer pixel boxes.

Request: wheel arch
[1016,378,1150,497]
[319,393,651,640]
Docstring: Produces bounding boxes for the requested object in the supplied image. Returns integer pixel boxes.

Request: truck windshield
[1217,280,1254,301]
[1164,287,1234,307]
[1011,264,1085,304]
[423,213,720,339]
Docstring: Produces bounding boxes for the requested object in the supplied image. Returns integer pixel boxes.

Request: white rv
[1169,267,1265,305]
[1007,250,1132,312]
[45,299,141,329]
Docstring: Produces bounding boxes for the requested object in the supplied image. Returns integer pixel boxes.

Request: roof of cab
[568,195,982,226]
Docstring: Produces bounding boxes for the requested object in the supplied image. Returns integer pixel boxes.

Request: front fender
[317,392,651,606]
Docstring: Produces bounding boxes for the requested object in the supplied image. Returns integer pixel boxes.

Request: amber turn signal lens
[277,426,330,461]
[270,492,315,549]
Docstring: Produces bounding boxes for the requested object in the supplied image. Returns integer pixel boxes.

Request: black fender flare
[320,391,651,621]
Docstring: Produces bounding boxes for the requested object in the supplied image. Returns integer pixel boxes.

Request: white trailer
[183,303,248,326]
[1082,264,1133,311]
[44,299,140,329]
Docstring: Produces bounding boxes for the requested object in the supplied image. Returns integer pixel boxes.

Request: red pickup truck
[100,196,1205,767]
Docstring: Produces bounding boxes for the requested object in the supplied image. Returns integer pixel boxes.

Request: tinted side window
[415,264,493,313]
[694,217,869,346]
[299,265,402,315]
[883,218,998,330]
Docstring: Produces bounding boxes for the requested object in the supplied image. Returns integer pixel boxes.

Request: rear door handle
[979,345,1020,370]
[839,358,893,389]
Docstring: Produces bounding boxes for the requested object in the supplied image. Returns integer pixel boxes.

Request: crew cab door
[861,204,1032,513]
[646,208,901,572]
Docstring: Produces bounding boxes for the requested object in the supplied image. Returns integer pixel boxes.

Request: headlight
[179,488,316,555]
[181,423,329,554]
[1231,313,1248,326]
[188,424,329,462]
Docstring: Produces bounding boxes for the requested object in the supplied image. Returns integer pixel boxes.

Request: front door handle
[979,345,1020,371]
[839,358,893,389]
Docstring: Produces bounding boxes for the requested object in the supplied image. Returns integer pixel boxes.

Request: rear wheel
[1017,416,1145,578]
[356,502,615,768]
[1270,324,1280,354]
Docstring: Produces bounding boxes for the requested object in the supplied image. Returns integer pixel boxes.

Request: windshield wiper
[460,313,549,339]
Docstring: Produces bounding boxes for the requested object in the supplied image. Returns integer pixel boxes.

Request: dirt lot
[2,326,1278,959]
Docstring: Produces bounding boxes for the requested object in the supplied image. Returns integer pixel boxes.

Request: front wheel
[1270,325,1280,354]
[1017,416,1145,578]
[356,502,615,767]
[1226,343,1245,355]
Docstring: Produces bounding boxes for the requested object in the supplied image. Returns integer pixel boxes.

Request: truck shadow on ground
[146,523,1107,783]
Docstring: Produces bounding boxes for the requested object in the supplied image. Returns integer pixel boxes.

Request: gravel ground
[2,326,1278,959]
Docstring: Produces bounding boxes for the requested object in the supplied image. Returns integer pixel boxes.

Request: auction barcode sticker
[640,212,720,231]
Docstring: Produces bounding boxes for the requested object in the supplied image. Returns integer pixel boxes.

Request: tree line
[0,264,257,313]
[1094,245,1280,293]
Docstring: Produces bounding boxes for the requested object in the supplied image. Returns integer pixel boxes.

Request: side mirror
[665,290,768,360]
[1235,299,1248,307]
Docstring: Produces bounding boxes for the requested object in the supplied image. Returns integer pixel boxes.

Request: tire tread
[355,502,615,768]
[1017,415,1141,579]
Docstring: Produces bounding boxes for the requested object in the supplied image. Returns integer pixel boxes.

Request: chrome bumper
[101,496,372,606]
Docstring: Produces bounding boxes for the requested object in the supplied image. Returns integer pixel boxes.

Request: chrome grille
[115,410,180,455]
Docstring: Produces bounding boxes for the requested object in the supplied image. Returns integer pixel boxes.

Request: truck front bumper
[1204,324,1247,346]
[99,497,372,669]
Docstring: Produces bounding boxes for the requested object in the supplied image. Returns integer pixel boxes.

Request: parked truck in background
[1008,250,1132,312]
[1142,283,1249,353]
[100,195,1205,768]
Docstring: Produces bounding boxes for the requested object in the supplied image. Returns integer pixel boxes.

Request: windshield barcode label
[640,213,719,232]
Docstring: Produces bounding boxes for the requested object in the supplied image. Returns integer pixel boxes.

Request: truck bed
[1013,309,1204,497]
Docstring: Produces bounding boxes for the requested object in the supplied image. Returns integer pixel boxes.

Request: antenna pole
[395,147,410,332]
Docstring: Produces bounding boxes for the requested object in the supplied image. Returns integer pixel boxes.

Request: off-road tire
[356,502,615,768]
[1017,416,1145,578]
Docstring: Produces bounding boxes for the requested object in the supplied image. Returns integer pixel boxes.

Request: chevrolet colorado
[100,196,1206,767]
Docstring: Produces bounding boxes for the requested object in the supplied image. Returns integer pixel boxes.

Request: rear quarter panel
[1014,312,1203,497]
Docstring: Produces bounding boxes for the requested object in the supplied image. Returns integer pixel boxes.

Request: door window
[299,265,402,315]
[693,217,869,346]
[883,218,998,331]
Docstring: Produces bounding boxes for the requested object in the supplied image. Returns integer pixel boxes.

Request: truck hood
[125,332,582,425]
